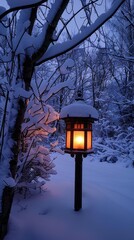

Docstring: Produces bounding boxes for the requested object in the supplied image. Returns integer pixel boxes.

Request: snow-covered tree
[0,0,126,238]
[76,0,134,166]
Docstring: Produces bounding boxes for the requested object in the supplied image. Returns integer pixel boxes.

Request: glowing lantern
[65,118,92,155]
[60,89,98,156]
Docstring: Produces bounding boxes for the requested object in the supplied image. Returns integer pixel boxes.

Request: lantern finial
[75,87,83,101]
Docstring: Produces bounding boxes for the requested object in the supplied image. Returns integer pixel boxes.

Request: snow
[60,58,74,74]
[60,100,99,119]
[5,152,134,240]
[42,79,74,102]
[3,177,16,187]
[0,0,45,20]
[14,87,32,98]
[5,0,44,8]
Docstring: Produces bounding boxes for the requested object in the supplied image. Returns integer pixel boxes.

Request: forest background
[0,0,133,239]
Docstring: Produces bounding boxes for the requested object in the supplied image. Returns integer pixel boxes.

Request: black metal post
[74,153,83,211]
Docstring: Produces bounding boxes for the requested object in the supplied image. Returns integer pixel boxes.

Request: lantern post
[60,89,98,211]
[74,153,83,211]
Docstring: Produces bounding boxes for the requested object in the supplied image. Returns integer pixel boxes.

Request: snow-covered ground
[5,153,134,240]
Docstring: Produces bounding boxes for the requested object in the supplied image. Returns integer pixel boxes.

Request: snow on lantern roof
[60,100,98,120]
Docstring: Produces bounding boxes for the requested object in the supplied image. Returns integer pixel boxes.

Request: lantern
[60,89,98,211]
[60,90,98,156]
[65,118,92,155]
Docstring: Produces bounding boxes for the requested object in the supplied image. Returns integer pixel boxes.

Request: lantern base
[64,149,94,158]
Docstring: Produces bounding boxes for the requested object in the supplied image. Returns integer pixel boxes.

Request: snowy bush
[94,126,134,167]
[16,96,59,196]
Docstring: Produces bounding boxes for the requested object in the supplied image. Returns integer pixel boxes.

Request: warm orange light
[87,131,92,149]
[74,123,84,129]
[73,131,84,149]
[66,131,71,148]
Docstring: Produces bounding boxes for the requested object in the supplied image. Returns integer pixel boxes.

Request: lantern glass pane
[87,131,92,149]
[74,123,84,129]
[73,131,84,149]
[66,131,71,148]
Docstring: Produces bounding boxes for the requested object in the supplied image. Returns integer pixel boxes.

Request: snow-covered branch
[36,0,125,65]
[0,0,47,20]
[32,0,69,62]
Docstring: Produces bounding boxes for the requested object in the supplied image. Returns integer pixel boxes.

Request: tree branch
[32,0,70,63]
[36,0,126,65]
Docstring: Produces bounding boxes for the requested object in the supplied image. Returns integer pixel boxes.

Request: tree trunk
[0,98,26,239]
[0,187,14,240]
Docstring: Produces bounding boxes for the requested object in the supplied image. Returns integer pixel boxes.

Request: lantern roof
[60,99,98,120]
